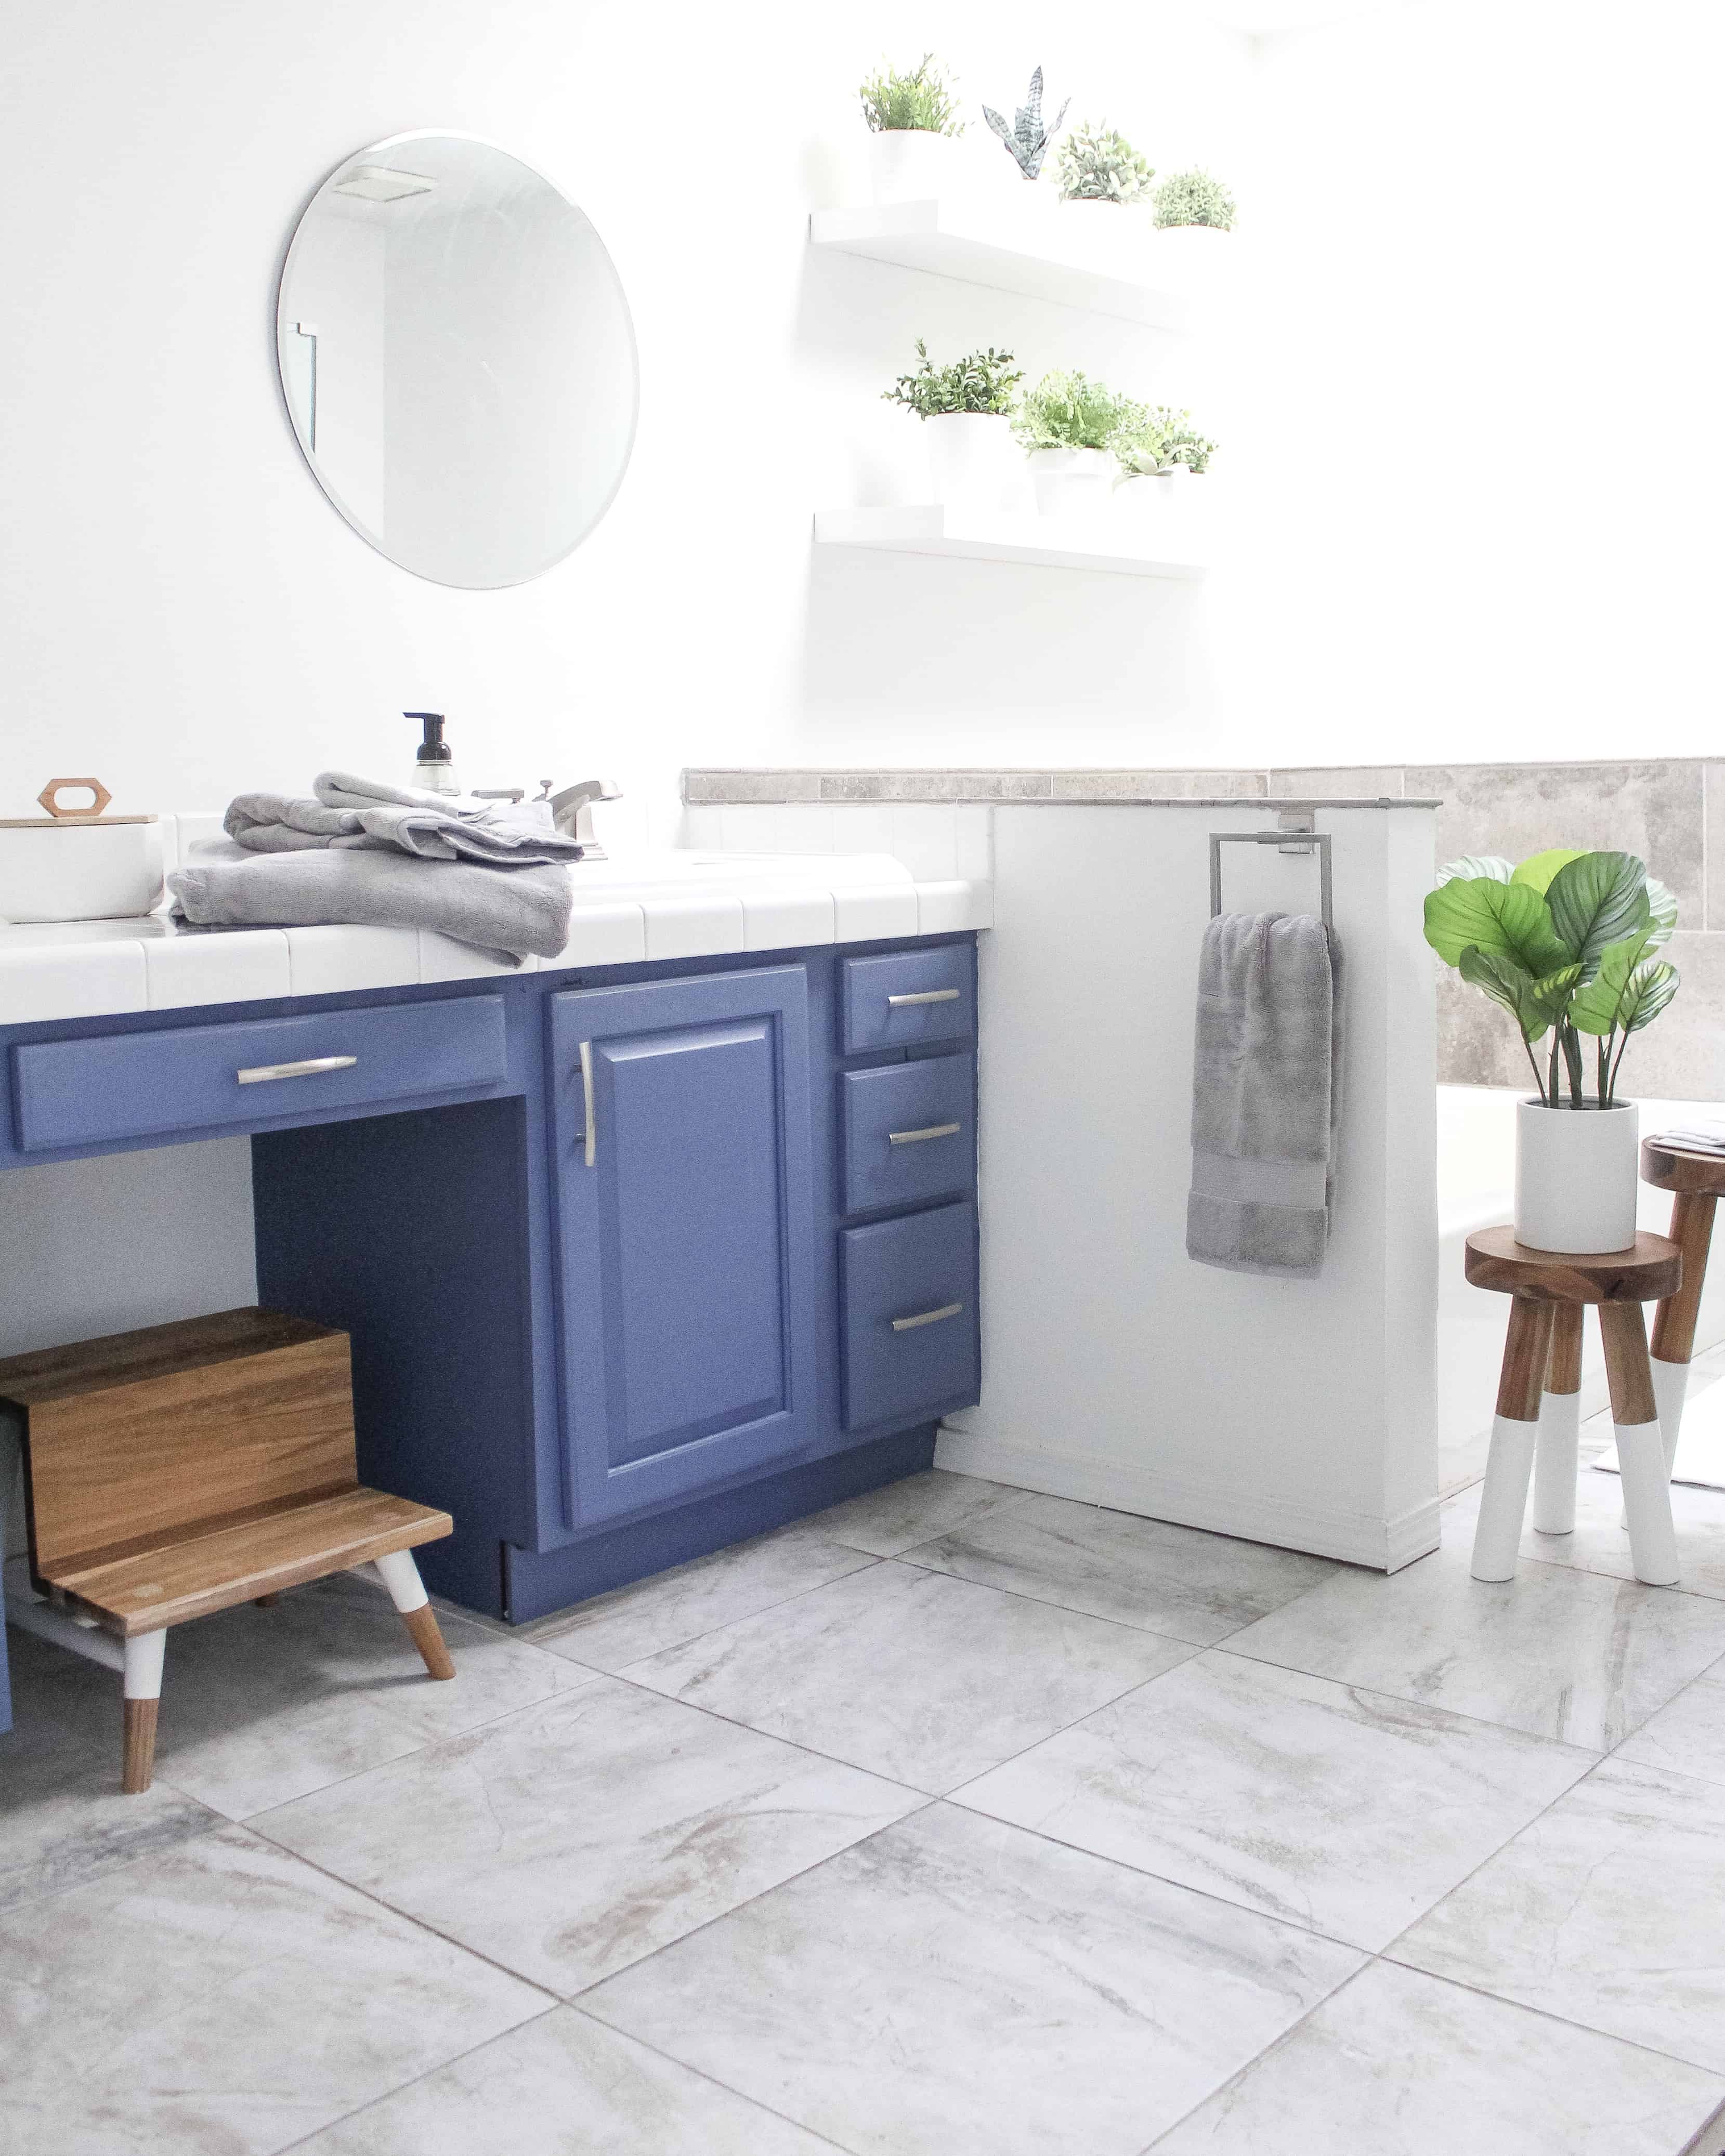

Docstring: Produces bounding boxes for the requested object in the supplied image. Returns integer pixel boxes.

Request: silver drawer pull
[891,1300,964,1333]
[888,1121,962,1146]
[886,988,960,1007]
[237,1055,357,1085]
[579,1040,596,1168]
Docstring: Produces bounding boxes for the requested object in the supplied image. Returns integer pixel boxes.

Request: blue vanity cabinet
[546,967,818,1526]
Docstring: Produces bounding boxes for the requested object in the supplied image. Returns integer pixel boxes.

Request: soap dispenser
[407,712,460,796]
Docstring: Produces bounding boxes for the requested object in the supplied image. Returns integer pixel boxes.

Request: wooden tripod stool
[0,1307,455,1794]
[1464,1228,1682,1586]
[1639,1135,1725,1463]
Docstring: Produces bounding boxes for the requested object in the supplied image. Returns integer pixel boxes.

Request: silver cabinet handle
[237,1055,357,1085]
[886,988,960,1007]
[579,1040,596,1167]
[891,1300,964,1333]
[888,1121,962,1146]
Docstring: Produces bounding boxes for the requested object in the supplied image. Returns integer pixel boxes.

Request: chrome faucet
[548,778,622,859]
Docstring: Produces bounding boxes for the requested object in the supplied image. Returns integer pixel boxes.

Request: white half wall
[936,801,1440,1569]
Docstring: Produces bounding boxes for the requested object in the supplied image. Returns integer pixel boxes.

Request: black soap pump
[407,712,460,797]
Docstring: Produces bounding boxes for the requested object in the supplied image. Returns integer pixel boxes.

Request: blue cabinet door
[548,967,817,1525]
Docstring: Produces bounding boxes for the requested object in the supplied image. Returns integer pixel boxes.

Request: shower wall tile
[1047,770,1268,799]
[1270,767,1405,798]
[1706,765,1725,930]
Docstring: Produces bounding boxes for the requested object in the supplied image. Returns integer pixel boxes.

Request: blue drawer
[841,1200,979,1431]
[841,1053,974,1215]
[840,945,974,1056]
[11,995,509,1152]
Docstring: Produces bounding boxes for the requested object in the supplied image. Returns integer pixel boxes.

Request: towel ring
[1209,831,1334,931]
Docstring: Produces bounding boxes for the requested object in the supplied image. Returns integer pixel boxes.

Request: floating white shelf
[808,199,1191,330]
[813,506,1207,580]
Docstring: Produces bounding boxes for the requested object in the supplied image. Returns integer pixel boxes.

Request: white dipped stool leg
[1651,1357,1690,1476]
[1533,1304,1584,1535]
[362,1548,455,1680]
[1600,1300,1680,1588]
[1472,1298,1554,1583]
[121,1628,166,1795]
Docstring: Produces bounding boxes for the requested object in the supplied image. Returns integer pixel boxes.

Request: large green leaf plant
[1423,848,1679,1107]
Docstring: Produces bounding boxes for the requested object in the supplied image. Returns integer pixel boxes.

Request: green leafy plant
[1053,122,1155,204]
[1153,168,1237,230]
[882,339,1023,419]
[1423,848,1680,1106]
[1012,371,1144,453]
[1112,405,1218,475]
[859,55,964,136]
[982,67,1068,178]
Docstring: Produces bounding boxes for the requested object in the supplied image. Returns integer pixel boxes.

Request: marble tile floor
[4,1464,1725,2155]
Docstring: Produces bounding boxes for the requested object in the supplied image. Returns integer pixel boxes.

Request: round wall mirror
[276,132,638,589]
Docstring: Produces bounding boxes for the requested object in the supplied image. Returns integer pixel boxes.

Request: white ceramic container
[1055,196,1152,266]
[1514,1097,1640,1253]
[925,412,1021,513]
[1027,445,1114,517]
[868,129,961,205]
[0,818,164,923]
[1147,222,1232,293]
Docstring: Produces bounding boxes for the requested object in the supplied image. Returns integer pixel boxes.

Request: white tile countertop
[0,848,994,1028]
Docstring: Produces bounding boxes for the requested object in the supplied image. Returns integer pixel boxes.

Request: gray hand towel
[168,840,573,965]
[1186,912,1343,1278]
[224,773,585,866]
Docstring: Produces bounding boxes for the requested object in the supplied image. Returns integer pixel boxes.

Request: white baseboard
[934,1424,1441,1574]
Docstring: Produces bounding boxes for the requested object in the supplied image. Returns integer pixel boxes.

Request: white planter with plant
[860,55,965,203]
[1425,848,1680,1253]
[1110,407,1216,533]
[1014,371,1141,516]
[882,340,1025,513]
[1149,169,1237,288]
[1053,124,1155,253]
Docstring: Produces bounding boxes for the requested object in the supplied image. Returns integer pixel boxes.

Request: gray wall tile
[684,771,819,803]
[1705,765,1725,930]
[1048,771,1269,799]
[1270,767,1405,798]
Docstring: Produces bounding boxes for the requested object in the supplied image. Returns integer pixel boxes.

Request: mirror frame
[274,129,640,589]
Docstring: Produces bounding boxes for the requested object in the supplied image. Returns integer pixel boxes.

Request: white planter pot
[0,817,164,923]
[868,129,961,205]
[1027,445,1113,517]
[1514,1098,1641,1254]
[1148,222,1232,293]
[925,412,1021,514]
[1055,195,1152,265]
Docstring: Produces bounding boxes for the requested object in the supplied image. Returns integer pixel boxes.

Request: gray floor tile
[905,1493,1339,1645]
[1225,1525,1725,1749]
[584,1803,1363,2156]
[623,1560,1194,1792]
[253,1677,921,1995]
[145,1570,593,1819]
[295,2006,840,2154]
[1150,1959,1723,2155]
[0,1627,220,1911]
[801,1466,1033,1558]
[0,1820,544,2156]
[955,1649,1593,1950]
[1616,1668,1725,1787]
[1394,1756,1725,2072]
[525,1519,880,1673]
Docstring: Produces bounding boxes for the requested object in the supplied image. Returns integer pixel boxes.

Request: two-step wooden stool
[0,1306,455,1793]
[1464,1228,1682,1585]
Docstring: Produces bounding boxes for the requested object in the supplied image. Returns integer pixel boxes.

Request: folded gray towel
[168,839,573,964]
[225,772,585,867]
[1186,912,1343,1278]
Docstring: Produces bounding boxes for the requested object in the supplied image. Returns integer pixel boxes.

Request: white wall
[1217,0,1725,768]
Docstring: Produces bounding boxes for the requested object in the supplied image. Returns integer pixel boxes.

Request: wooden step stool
[1463,1228,1682,1586]
[0,1306,454,1793]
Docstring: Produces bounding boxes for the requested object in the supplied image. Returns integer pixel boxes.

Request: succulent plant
[1152,168,1237,230]
[1053,122,1155,205]
[883,340,1023,419]
[1113,406,1218,476]
[981,67,1069,179]
[1012,371,1145,454]
[859,55,964,136]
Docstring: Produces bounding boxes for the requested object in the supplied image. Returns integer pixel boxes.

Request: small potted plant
[1110,407,1217,532]
[1052,122,1155,251]
[883,340,1025,512]
[982,68,1069,186]
[1013,371,1143,516]
[859,55,965,204]
[1151,168,1237,290]
[1424,849,1680,1253]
